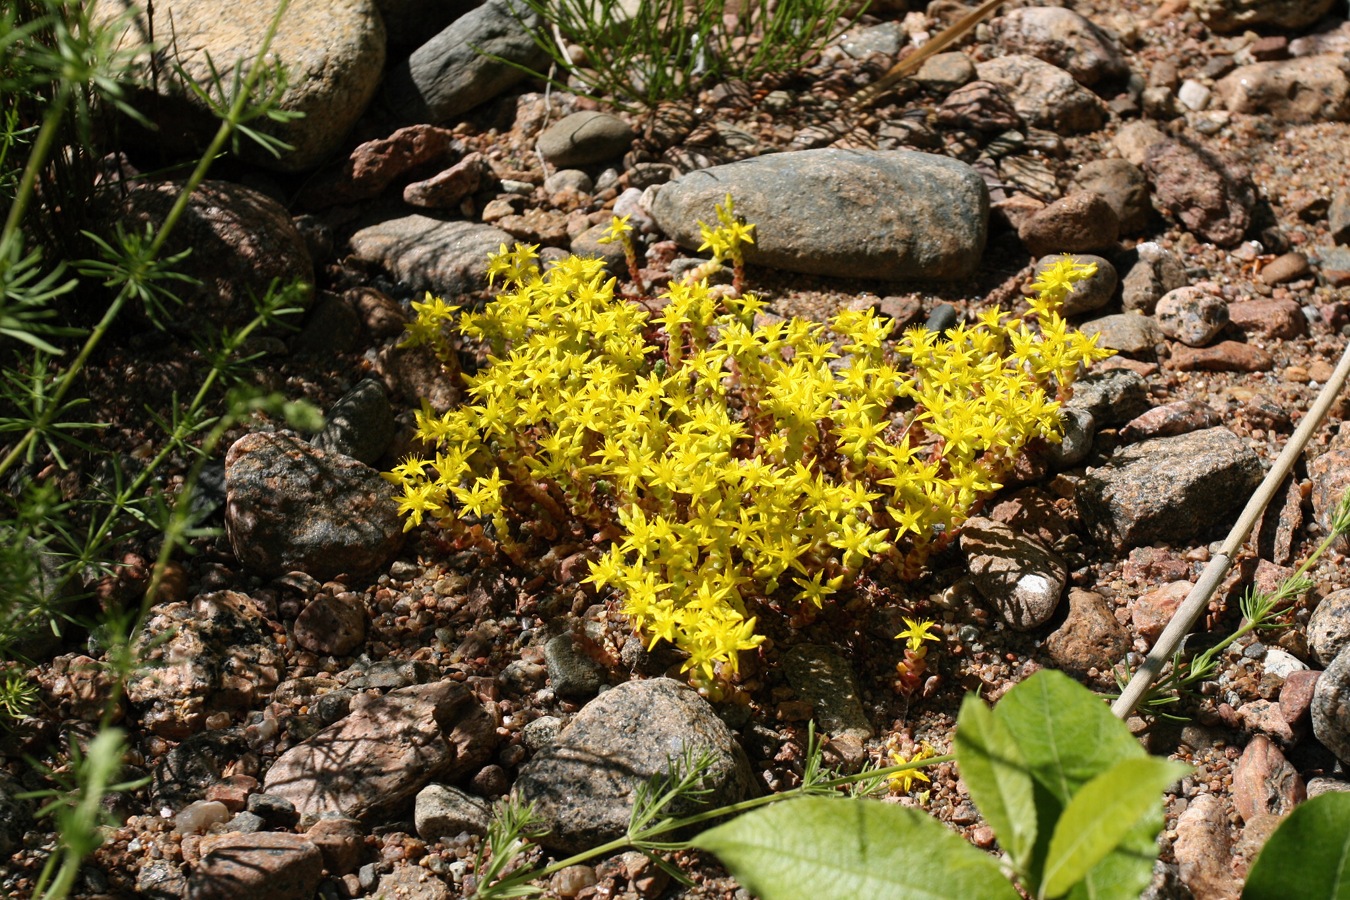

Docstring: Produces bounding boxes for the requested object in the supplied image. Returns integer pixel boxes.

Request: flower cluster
[385,203,1110,689]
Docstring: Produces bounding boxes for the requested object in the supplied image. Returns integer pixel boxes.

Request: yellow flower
[597,214,632,246]
[887,742,936,794]
[895,617,941,653]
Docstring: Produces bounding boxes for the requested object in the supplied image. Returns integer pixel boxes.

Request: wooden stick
[1111,337,1350,719]
[849,0,1010,109]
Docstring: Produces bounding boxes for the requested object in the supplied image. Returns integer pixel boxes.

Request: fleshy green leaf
[995,670,1146,805]
[1066,818,1160,900]
[1243,792,1350,900]
[693,796,1021,900]
[1041,757,1190,898]
[955,692,1038,876]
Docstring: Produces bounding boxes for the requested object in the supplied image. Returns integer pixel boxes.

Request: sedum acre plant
[385,200,1111,690]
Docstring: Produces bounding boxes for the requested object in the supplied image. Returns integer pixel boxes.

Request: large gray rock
[514,678,754,853]
[224,430,404,580]
[382,0,550,123]
[311,379,395,466]
[95,0,385,171]
[1079,427,1264,550]
[348,216,514,295]
[991,6,1129,87]
[648,149,988,281]
[536,111,636,167]
[781,645,873,741]
[262,681,496,823]
[975,55,1107,134]
[1192,0,1336,33]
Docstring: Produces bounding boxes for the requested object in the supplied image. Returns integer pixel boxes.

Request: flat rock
[975,55,1107,134]
[960,517,1066,630]
[537,111,636,167]
[262,681,496,823]
[187,832,323,900]
[782,645,873,741]
[1143,138,1254,247]
[404,153,489,209]
[514,678,754,853]
[991,6,1129,87]
[1193,0,1336,33]
[1121,400,1221,442]
[128,592,283,739]
[348,216,513,295]
[1064,368,1152,427]
[224,431,403,580]
[382,0,549,123]
[1044,588,1130,680]
[1169,341,1275,372]
[1079,427,1264,550]
[1215,56,1350,122]
[648,149,988,282]
[293,592,367,657]
[1131,581,1191,645]
[96,0,385,171]
[1311,449,1350,553]
[1078,313,1163,357]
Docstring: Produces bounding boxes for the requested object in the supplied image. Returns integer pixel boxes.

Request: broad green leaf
[1041,757,1190,899]
[1067,818,1160,900]
[995,670,1145,805]
[1243,792,1350,900]
[955,692,1038,876]
[693,796,1021,900]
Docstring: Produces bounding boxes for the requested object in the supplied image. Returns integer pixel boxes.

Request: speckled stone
[1079,427,1264,550]
[649,149,988,281]
[960,517,1067,630]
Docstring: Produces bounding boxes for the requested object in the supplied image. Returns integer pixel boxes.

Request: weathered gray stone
[1065,368,1152,426]
[1310,589,1350,667]
[991,6,1129,87]
[961,517,1066,630]
[649,149,988,281]
[415,784,493,842]
[1156,285,1229,347]
[382,0,549,122]
[782,645,873,742]
[537,111,636,167]
[975,55,1108,134]
[543,631,607,700]
[514,678,753,853]
[348,216,513,295]
[262,681,496,823]
[1079,427,1264,550]
[96,0,385,171]
[225,431,403,580]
